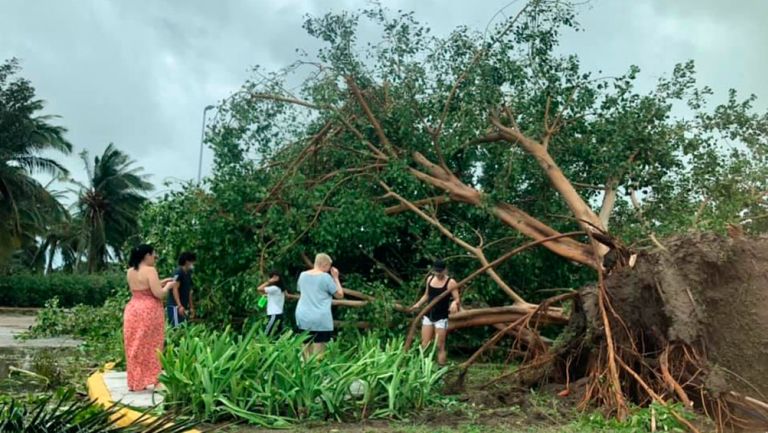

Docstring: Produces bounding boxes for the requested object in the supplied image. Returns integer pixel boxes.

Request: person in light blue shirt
[295,253,344,357]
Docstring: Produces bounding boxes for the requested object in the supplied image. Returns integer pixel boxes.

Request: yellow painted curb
[87,365,201,432]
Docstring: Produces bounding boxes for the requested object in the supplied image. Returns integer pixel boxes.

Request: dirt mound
[605,233,768,401]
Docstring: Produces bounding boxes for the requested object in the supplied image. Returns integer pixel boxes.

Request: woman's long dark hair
[128,244,154,270]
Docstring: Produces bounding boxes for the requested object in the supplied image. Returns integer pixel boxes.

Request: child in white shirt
[258,270,285,336]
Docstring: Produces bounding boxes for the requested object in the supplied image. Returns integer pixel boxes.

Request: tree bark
[599,179,618,230]
[451,305,567,324]
[490,116,607,256]
[408,152,597,268]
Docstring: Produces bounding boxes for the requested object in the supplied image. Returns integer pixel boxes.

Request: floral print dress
[123,289,164,391]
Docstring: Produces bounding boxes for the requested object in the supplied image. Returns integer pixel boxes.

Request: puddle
[0,346,81,391]
[0,312,82,393]
[0,347,33,380]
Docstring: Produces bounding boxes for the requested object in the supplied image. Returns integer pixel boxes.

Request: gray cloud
[1,0,765,202]
[560,0,768,104]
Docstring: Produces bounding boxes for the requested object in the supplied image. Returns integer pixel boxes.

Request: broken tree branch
[347,77,397,158]
[384,195,449,215]
[250,93,323,110]
[408,151,597,267]
[380,181,526,304]
[599,178,618,230]
[404,230,586,349]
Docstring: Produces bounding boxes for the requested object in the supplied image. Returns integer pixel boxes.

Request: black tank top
[427,276,452,321]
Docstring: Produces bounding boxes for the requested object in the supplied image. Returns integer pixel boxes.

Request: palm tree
[0,58,72,269]
[36,210,88,273]
[15,182,76,272]
[74,143,153,272]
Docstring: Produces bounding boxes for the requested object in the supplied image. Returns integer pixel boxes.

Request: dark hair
[129,244,154,270]
[268,269,285,292]
[432,259,447,273]
[178,251,197,266]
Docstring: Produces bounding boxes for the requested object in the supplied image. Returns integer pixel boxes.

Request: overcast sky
[2,0,766,200]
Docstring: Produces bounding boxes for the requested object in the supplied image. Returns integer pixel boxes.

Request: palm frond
[73,143,154,271]
[79,149,94,185]
[12,155,69,177]
[0,391,199,432]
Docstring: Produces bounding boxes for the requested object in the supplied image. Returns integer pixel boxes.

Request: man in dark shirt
[167,251,196,327]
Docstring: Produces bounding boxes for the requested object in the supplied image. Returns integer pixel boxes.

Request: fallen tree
[191,3,768,431]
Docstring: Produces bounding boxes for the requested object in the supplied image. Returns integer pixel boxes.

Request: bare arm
[147,268,173,300]
[449,279,461,313]
[257,281,270,294]
[331,267,344,299]
[172,281,184,315]
[410,280,430,311]
[258,276,280,294]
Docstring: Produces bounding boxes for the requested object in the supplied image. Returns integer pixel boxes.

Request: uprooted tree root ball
[512,234,768,432]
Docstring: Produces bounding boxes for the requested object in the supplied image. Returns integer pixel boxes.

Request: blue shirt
[167,267,192,308]
[295,272,337,332]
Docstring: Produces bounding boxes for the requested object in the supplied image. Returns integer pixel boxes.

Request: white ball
[349,379,366,398]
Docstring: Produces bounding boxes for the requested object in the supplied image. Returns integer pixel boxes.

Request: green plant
[576,402,693,433]
[160,324,450,426]
[0,390,197,433]
[25,292,128,376]
[28,293,125,338]
[0,272,124,307]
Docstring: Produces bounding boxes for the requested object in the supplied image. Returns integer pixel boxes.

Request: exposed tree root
[459,236,768,433]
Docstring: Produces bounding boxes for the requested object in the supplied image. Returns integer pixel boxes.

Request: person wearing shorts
[295,253,344,358]
[409,259,460,365]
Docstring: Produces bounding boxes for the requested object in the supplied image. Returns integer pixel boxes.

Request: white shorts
[422,316,448,329]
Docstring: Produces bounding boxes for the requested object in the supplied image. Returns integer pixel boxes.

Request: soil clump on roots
[513,233,768,431]
[608,233,768,399]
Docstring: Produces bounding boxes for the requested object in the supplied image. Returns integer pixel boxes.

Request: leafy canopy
[140,3,768,325]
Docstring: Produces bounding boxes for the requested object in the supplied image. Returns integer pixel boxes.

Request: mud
[605,233,768,400]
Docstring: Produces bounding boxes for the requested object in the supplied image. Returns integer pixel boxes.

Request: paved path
[0,311,159,408]
[102,371,164,407]
[0,313,81,348]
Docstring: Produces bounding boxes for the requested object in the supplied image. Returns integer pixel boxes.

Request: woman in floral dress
[124,244,175,391]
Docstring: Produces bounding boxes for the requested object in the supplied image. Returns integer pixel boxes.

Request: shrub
[26,294,128,370]
[576,402,694,433]
[160,325,450,426]
[0,273,124,308]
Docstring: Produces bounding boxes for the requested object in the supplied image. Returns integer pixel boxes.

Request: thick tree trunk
[491,119,605,234]
[599,179,618,230]
[450,305,567,324]
[409,152,598,269]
